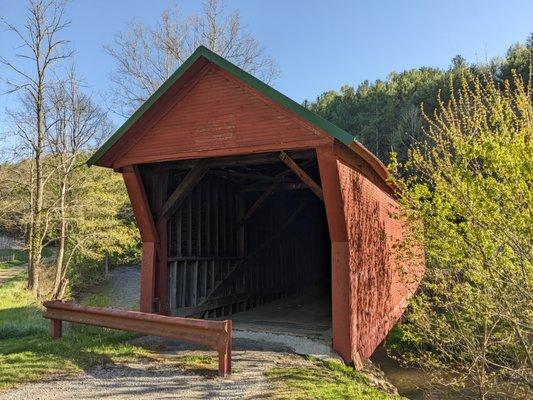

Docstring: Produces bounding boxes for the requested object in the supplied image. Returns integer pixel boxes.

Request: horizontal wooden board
[118,66,330,167]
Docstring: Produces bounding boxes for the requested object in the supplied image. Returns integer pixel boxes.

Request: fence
[42,301,232,376]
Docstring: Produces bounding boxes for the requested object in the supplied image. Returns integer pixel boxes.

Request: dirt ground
[1,338,311,400]
[0,266,25,286]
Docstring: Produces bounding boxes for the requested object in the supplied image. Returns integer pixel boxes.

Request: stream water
[371,346,431,399]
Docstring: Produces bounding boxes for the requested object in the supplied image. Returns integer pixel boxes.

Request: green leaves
[392,70,533,398]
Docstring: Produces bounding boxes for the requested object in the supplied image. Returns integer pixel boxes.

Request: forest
[307,38,532,164]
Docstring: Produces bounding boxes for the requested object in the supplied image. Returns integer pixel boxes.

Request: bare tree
[1,0,72,294]
[105,0,278,117]
[48,70,109,299]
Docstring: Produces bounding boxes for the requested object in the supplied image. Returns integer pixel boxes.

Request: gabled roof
[87,46,356,167]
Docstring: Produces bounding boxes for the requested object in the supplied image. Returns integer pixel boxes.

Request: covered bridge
[88,46,423,366]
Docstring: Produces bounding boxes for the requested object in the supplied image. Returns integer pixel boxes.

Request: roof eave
[87,45,356,168]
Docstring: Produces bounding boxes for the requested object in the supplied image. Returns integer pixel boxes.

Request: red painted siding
[337,161,424,359]
[117,66,329,167]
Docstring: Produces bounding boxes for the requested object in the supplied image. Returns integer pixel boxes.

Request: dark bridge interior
[140,150,331,321]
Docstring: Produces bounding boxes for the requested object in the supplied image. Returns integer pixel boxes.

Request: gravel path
[1,340,308,400]
[80,264,141,310]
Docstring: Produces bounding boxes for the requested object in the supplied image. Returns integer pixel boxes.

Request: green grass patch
[180,354,215,366]
[0,274,151,390]
[267,357,402,400]
[170,353,218,376]
[81,293,111,308]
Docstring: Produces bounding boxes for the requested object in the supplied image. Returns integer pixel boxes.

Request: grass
[0,248,53,269]
[1,272,403,398]
[0,273,152,391]
[179,354,215,365]
[267,357,403,400]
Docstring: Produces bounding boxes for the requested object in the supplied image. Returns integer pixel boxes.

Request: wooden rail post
[50,318,62,338]
[218,320,232,376]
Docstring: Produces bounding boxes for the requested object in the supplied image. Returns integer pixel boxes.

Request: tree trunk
[28,98,45,295]
[53,173,67,299]
[27,168,35,290]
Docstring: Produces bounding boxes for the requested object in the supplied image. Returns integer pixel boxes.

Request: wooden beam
[207,170,275,181]
[279,152,324,200]
[122,166,158,243]
[148,150,316,171]
[43,299,233,377]
[140,241,157,312]
[158,160,209,222]
[236,158,317,226]
[242,182,308,192]
[316,144,355,366]
[122,166,159,313]
[153,170,169,314]
[236,181,277,228]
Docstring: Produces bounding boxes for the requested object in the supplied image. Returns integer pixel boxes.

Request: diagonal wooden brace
[279,151,323,200]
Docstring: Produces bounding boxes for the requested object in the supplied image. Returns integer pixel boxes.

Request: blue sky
[1,0,532,130]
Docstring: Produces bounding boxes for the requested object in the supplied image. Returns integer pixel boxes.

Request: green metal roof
[87,46,356,167]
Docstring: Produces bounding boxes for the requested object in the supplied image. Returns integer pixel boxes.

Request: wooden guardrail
[42,301,232,376]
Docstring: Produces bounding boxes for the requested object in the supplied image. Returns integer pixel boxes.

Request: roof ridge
[87,46,356,167]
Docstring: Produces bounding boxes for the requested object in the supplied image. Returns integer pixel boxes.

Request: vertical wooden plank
[196,185,203,302]
[202,261,207,299]
[184,262,190,307]
[157,218,169,314]
[316,144,354,365]
[197,184,202,255]
[122,166,158,313]
[121,166,158,243]
[187,195,193,257]
[206,179,211,257]
[210,259,215,293]
[180,261,187,307]
[191,260,199,306]
[220,183,226,259]
[153,169,169,315]
[169,261,177,313]
[225,263,230,296]
[140,241,157,312]
[177,207,182,258]
[184,191,192,308]
[236,191,245,258]
[228,185,234,257]
[213,180,219,257]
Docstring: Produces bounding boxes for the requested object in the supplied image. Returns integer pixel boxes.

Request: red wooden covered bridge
[87,46,423,367]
